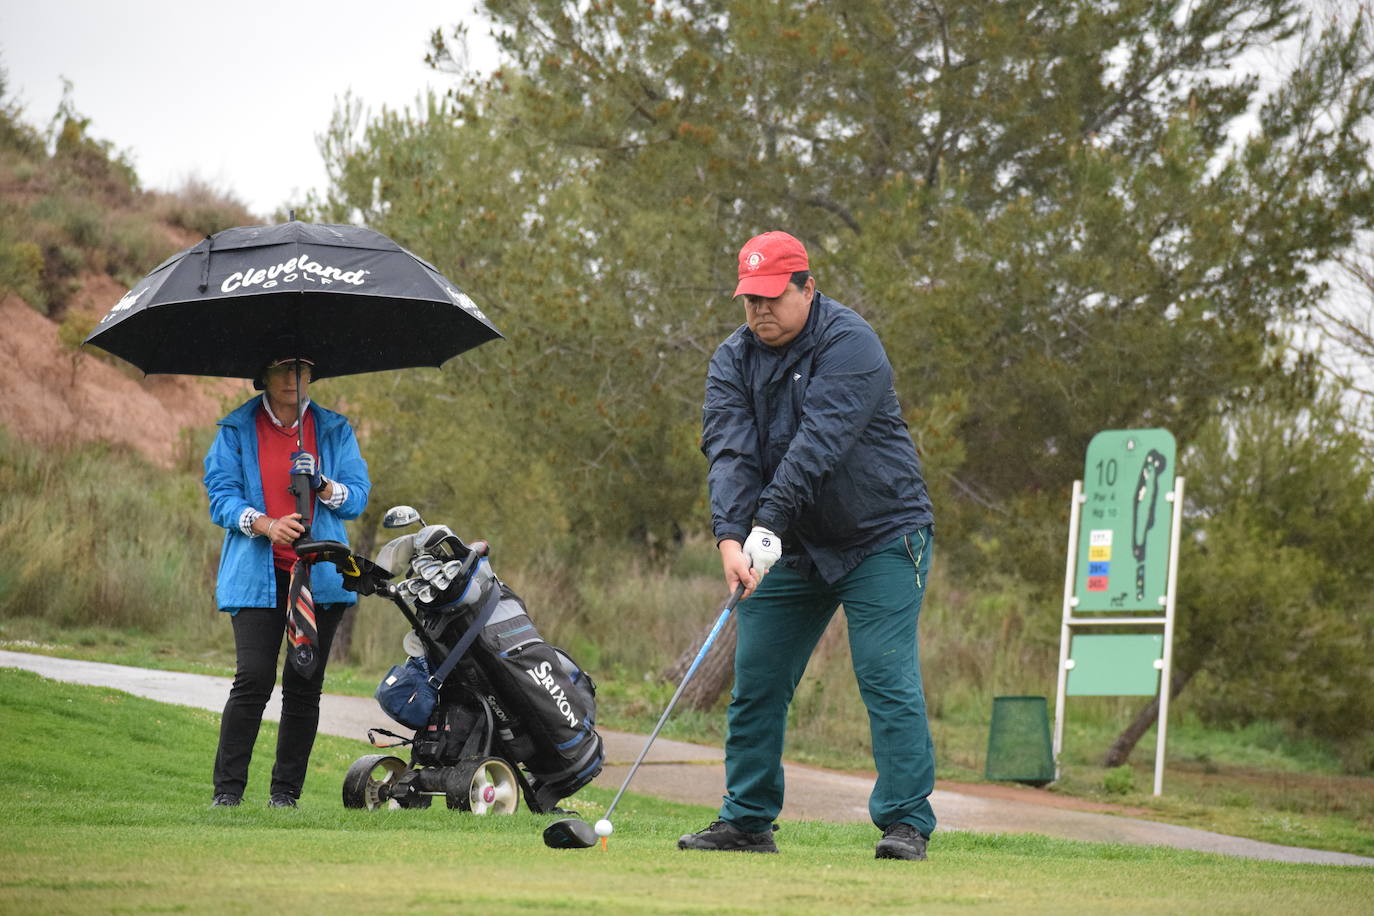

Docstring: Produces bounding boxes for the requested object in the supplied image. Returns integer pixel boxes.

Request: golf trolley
[294,505,604,817]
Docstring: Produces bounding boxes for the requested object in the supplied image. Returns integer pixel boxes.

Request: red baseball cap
[734,231,809,298]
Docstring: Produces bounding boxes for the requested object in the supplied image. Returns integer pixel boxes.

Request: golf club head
[415,524,465,560]
[382,505,424,529]
[414,557,442,581]
[542,817,597,849]
[374,533,417,577]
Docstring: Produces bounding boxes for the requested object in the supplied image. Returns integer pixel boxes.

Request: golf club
[542,582,747,850]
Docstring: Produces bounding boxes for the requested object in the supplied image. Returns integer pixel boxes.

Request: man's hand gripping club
[720,526,782,599]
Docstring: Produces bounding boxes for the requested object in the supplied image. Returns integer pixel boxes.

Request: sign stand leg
[1052,480,1084,779]
[1152,476,1185,796]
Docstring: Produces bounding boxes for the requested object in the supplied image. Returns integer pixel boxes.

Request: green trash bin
[985,695,1055,786]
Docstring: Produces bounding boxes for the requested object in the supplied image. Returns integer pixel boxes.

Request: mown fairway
[1,669,1370,915]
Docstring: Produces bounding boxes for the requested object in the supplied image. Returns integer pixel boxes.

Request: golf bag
[373,525,605,812]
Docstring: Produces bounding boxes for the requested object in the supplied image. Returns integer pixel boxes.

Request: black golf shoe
[209,793,241,808]
[875,822,928,860]
[268,793,298,808]
[677,820,778,853]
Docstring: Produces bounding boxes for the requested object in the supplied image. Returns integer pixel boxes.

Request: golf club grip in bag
[472,585,605,803]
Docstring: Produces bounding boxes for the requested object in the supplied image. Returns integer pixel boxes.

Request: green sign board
[1074,429,1176,612]
[1067,634,1164,696]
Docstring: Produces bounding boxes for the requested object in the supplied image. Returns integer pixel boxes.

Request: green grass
[5,614,1374,858]
[0,669,1369,915]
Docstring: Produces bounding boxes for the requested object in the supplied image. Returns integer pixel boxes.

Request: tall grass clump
[151,177,257,238]
[0,430,219,636]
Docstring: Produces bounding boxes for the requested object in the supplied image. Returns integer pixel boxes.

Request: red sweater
[256,406,318,571]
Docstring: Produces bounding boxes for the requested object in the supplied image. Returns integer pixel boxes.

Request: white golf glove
[743,526,782,573]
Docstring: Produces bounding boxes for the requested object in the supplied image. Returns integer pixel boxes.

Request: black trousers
[212,569,344,799]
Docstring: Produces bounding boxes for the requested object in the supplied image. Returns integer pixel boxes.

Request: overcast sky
[0,1,497,217]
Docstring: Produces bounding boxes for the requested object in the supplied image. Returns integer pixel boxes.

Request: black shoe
[677,820,778,853]
[268,793,298,808]
[209,793,241,808]
[875,822,928,860]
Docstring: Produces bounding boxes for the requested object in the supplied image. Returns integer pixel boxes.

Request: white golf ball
[594,819,614,837]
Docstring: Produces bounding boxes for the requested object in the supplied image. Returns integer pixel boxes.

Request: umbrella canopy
[84,220,502,379]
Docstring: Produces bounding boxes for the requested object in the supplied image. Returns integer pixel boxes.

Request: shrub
[103,210,177,286]
[0,69,41,157]
[1104,764,1136,795]
[0,238,44,307]
[49,104,140,203]
[152,178,257,238]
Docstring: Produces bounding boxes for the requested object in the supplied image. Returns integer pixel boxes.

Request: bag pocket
[375,656,437,729]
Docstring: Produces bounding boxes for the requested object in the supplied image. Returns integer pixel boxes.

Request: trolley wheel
[446,757,520,815]
[342,754,408,810]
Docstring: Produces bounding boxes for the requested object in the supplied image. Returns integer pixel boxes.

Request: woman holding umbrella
[203,350,371,808]
[82,217,502,806]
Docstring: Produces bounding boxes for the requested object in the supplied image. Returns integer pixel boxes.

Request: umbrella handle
[289,472,314,540]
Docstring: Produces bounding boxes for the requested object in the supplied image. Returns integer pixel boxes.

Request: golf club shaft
[604,582,747,820]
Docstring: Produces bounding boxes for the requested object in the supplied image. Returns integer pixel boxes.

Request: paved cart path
[2,650,1369,867]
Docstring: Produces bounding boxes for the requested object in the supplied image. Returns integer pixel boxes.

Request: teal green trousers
[719,527,935,837]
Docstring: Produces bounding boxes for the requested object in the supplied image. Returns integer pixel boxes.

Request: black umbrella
[84,218,502,380]
[85,218,502,679]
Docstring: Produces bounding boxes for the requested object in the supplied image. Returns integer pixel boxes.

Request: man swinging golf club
[682,230,937,860]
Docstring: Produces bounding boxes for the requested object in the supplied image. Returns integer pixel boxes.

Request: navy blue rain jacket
[702,291,933,584]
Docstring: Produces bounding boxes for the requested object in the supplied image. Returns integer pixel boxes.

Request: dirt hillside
[0,274,251,468]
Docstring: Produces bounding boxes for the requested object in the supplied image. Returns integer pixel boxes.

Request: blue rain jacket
[702,291,933,584]
[204,396,371,611]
